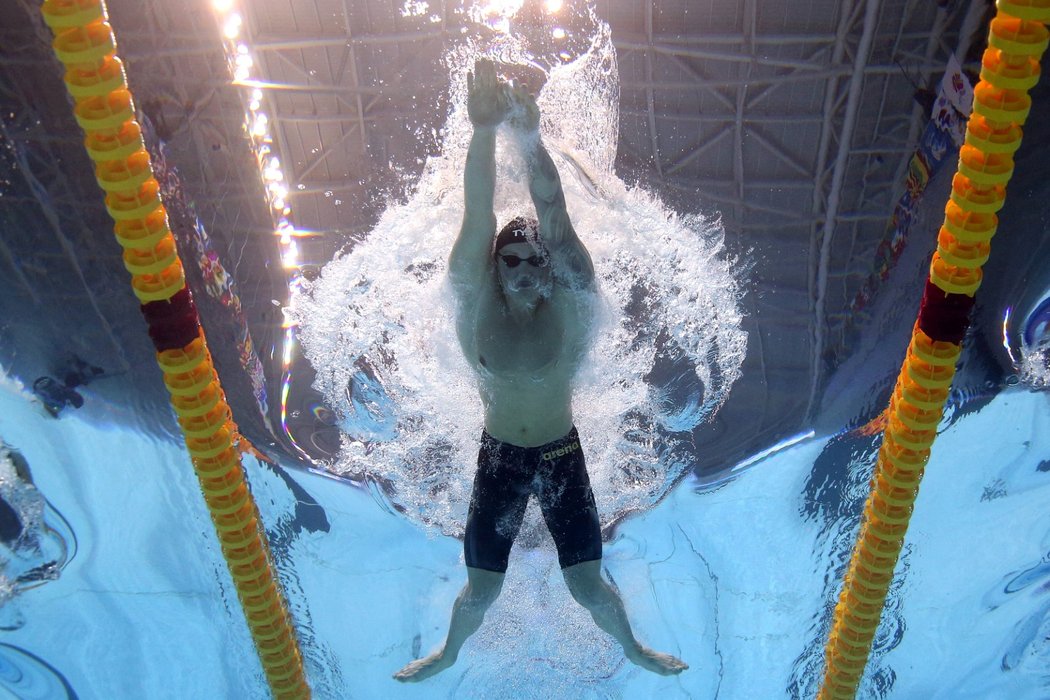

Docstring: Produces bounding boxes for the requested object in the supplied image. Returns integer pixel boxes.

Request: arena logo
[542,440,581,461]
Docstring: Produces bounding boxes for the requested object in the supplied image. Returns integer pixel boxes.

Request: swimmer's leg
[393,566,505,682]
[562,560,688,676]
[395,434,526,682]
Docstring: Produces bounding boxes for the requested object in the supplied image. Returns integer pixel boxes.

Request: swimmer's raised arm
[449,59,509,291]
[510,87,594,290]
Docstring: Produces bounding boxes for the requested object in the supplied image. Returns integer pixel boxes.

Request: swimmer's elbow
[529,177,559,204]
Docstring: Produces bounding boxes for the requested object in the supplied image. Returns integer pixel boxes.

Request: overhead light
[251,113,268,137]
[222,13,242,40]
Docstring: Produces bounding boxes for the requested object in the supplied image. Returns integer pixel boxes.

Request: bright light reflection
[544,0,563,12]
[552,27,566,39]
[223,13,242,39]
[731,431,816,472]
[1002,307,1017,365]
[282,333,294,365]
[213,0,311,458]
[470,0,524,31]
[478,0,525,16]
[251,114,268,137]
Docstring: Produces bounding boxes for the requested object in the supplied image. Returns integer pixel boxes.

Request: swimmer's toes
[393,651,453,682]
[668,657,689,674]
[632,647,688,675]
[393,659,424,682]
[656,657,687,675]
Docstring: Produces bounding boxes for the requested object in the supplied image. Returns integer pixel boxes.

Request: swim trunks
[464,427,602,573]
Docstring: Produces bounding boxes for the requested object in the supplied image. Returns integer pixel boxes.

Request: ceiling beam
[620,61,948,91]
[747,126,812,179]
[662,53,735,111]
[338,0,371,158]
[620,108,826,124]
[664,124,732,176]
[735,0,757,218]
[294,124,361,182]
[807,0,882,420]
[644,2,662,179]
[616,40,825,72]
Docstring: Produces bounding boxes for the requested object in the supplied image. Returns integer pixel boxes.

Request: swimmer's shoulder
[550,281,596,320]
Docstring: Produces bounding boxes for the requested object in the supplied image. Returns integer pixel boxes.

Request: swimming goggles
[498,253,547,268]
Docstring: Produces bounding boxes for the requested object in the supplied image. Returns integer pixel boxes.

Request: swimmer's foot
[627,645,688,675]
[393,648,456,682]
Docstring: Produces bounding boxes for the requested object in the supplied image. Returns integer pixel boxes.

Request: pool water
[1,371,1047,698]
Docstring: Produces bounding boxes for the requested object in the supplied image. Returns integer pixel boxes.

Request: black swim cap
[492,216,542,256]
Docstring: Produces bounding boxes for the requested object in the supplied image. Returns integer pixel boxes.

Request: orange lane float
[39,1,309,697]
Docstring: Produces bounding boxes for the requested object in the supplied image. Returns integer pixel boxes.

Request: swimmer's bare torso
[455,262,593,447]
[446,67,595,448]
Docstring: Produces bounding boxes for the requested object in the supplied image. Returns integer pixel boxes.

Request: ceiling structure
[0,0,995,474]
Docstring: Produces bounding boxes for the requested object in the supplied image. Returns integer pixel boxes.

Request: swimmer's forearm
[526,138,575,247]
[464,126,497,223]
[526,137,594,284]
[526,137,562,205]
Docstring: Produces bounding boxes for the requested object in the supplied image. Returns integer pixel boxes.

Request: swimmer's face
[496,241,551,300]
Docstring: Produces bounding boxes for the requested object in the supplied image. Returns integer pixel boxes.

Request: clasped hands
[467,58,539,133]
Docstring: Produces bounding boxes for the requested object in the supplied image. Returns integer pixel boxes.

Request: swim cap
[492,216,543,256]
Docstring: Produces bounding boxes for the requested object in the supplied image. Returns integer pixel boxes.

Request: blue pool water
[1,370,1047,698]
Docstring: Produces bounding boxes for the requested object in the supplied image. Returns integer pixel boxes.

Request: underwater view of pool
[2,0,1050,698]
[1,369,1048,698]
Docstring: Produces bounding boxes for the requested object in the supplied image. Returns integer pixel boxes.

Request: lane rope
[38,1,311,697]
[818,2,1050,698]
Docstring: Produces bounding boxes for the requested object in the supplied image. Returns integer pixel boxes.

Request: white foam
[292,16,747,536]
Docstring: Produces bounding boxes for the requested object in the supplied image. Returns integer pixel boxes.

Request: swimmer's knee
[466,585,501,609]
[567,579,602,608]
[562,561,603,608]
[464,567,505,607]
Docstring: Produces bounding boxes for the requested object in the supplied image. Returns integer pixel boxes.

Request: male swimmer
[394,58,687,682]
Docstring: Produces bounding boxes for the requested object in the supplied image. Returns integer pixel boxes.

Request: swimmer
[394,58,687,682]
[0,446,32,545]
[31,377,84,418]
[31,356,107,418]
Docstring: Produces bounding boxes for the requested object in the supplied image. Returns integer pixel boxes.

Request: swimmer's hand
[467,58,510,128]
[508,85,540,133]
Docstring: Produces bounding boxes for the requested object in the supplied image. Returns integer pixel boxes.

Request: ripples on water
[293,13,747,537]
[0,445,78,698]
[786,430,901,699]
[784,380,1050,699]
[0,643,77,700]
[0,446,74,622]
[1019,294,1050,388]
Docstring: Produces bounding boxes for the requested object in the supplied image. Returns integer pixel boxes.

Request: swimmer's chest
[475,301,565,376]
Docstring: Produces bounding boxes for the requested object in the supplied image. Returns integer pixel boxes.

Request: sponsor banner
[847,54,973,317]
[140,115,271,425]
